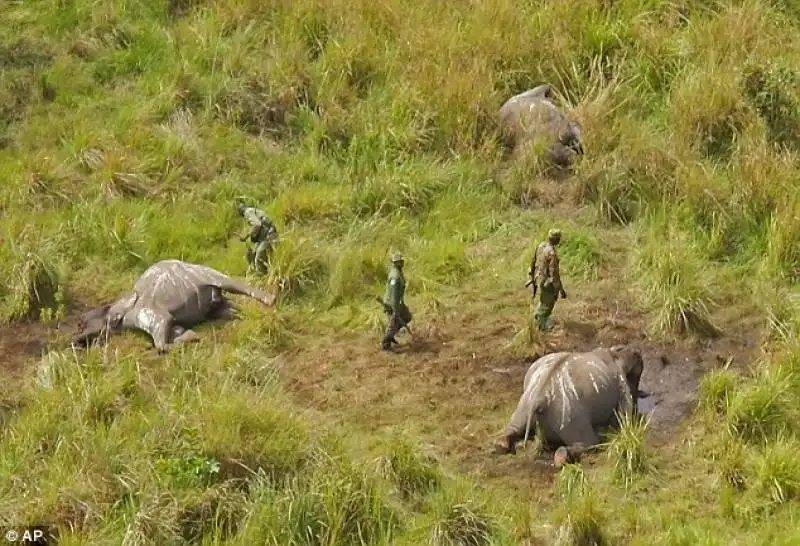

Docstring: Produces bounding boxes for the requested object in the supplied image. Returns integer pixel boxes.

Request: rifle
[374,297,414,337]
[525,277,537,297]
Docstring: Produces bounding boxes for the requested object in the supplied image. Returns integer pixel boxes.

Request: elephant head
[609,345,644,403]
[526,83,554,101]
[72,304,113,348]
[71,293,137,348]
[562,121,584,156]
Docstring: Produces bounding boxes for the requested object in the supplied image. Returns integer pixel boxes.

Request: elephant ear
[530,83,553,99]
[609,345,640,373]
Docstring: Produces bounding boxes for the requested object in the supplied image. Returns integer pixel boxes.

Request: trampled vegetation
[1,0,799,544]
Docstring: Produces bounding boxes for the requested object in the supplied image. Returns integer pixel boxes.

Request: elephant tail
[521,352,572,446]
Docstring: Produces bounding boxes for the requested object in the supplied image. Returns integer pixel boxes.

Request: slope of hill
[1,0,799,544]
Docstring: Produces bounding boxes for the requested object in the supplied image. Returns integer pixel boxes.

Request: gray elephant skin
[495,345,643,464]
[72,260,276,353]
[496,83,584,167]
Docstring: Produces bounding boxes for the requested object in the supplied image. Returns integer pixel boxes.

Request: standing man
[528,228,567,332]
[235,198,278,275]
[381,254,413,351]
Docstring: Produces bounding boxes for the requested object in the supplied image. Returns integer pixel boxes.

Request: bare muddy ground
[0,281,762,494]
[273,289,761,490]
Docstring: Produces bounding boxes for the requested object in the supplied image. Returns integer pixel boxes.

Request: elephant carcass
[496,83,584,167]
[71,260,276,353]
[495,345,643,467]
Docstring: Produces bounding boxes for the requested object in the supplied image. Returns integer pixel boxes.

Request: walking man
[381,254,413,351]
[528,228,567,331]
[235,198,278,275]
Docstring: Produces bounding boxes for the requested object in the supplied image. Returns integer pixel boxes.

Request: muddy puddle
[637,395,656,414]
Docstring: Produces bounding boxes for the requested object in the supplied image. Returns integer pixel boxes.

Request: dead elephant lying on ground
[496,83,584,167]
[71,259,276,353]
[494,345,644,468]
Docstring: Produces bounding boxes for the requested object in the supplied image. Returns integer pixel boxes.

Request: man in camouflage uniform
[381,254,413,351]
[528,228,567,332]
[236,199,278,275]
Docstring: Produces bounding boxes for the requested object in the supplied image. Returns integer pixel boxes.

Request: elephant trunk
[71,294,136,348]
[71,304,113,348]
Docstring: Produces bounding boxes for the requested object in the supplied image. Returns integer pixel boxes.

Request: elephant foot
[174,329,200,345]
[493,436,518,455]
[554,447,570,469]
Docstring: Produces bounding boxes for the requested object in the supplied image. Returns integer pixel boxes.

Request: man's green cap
[391,254,404,263]
[548,228,561,239]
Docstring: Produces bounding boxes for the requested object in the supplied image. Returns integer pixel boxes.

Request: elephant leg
[554,414,600,469]
[206,287,232,319]
[207,300,234,321]
[210,286,224,307]
[168,324,200,346]
[494,430,526,455]
[147,310,175,353]
[217,277,275,306]
[495,399,539,455]
[147,310,199,353]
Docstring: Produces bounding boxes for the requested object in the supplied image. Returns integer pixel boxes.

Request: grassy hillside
[1,0,799,544]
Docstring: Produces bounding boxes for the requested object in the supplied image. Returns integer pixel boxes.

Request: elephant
[494,345,644,468]
[496,83,584,167]
[71,260,276,353]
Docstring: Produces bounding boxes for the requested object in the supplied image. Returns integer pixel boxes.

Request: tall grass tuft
[630,208,719,338]
[1,233,67,323]
[552,465,609,546]
[376,433,442,501]
[698,368,740,417]
[327,245,385,307]
[558,229,606,282]
[430,498,496,546]
[264,232,328,300]
[236,452,400,545]
[604,410,652,487]
[746,436,800,508]
[122,492,183,546]
[724,362,795,444]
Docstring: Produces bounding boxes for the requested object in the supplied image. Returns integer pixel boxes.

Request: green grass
[1,0,800,543]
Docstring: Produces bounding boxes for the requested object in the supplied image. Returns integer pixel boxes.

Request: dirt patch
[0,271,762,492]
[275,288,761,490]
[549,298,761,444]
[0,300,100,378]
[0,322,50,376]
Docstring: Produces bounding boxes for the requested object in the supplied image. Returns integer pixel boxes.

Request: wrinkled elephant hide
[496,83,584,167]
[71,260,276,353]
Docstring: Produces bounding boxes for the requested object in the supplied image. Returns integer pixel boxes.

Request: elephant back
[134,260,235,313]
[497,94,583,171]
[561,352,620,398]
